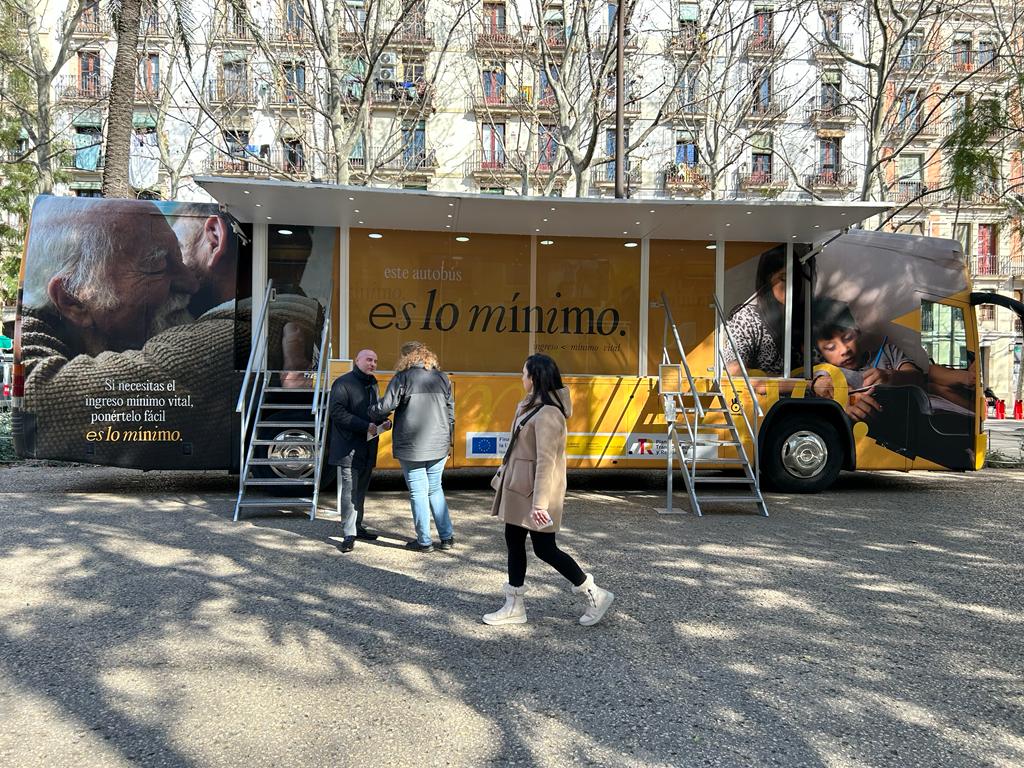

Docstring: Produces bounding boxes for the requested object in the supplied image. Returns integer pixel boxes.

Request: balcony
[70,14,112,37]
[139,14,164,37]
[890,114,942,142]
[804,98,855,125]
[803,167,856,190]
[945,51,1002,77]
[746,98,788,122]
[371,146,438,176]
[372,82,433,110]
[745,33,783,57]
[266,19,315,46]
[893,53,935,73]
[473,24,520,53]
[948,181,1004,207]
[63,148,105,172]
[469,87,532,114]
[56,74,110,102]
[134,81,161,103]
[537,92,558,113]
[662,163,711,196]
[813,33,853,59]
[207,78,259,106]
[941,118,1003,143]
[890,180,935,203]
[737,170,788,192]
[466,151,526,180]
[667,91,707,120]
[539,25,567,51]
[602,92,641,117]
[590,159,643,190]
[592,25,639,50]
[204,148,309,178]
[971,255,1024,278]
[268,81,311,109]
[668,27,704,56]
[210,18,254,42]
[391,18,433,48]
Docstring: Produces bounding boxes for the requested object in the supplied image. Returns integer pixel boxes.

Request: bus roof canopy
[196,177,890,243]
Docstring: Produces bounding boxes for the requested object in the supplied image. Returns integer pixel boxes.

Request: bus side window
[921,300,969,369]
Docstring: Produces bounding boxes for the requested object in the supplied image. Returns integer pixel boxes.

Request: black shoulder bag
[490,405,543,491]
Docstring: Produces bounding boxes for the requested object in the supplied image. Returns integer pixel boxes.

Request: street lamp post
[614,0,626,199]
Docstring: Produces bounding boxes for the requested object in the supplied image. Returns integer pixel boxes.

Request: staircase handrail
[236,280,274,414]
[660,291,704,420]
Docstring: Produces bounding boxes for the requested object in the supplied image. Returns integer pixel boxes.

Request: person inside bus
[722,243,811,379]
[368,342,455,553]
[328,348,391,553]
[483,353,614,628]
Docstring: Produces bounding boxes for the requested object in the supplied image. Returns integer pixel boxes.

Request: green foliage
[941,99,1002,201]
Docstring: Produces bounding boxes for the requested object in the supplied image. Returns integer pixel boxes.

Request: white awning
[195,177,891,243]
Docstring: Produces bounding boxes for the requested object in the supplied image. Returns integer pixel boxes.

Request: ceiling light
[649,209,655,213]
[255,203,262,207]
[447,214,453,218]
[705,244,716,250]
[725,223,731,227]
[358,220,364,224]
[622,230,628,235]
[841,212,847,216]
[448,202,454,207]
[265,216,272,220]
[243,190,250,195]
[354,209,359,213]
[368,233,383,239]
[624,241,639,248]
[455,236,470,242]
[543,218,548,222]
[540,239,554,246]
[535,228,541,232]
[814,224,821,228]
[745,211,752,215]
[550,207,556,211]
[348,196,354,201]
[708,232,713,236]
[792,235,798,238]
[277,228,293,235]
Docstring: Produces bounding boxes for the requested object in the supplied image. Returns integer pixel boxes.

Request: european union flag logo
[472,436,498,455]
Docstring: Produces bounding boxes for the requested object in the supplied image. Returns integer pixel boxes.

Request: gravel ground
[0,463,1022,768]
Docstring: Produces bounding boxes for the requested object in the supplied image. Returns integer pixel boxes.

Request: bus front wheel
[761,415,843,493]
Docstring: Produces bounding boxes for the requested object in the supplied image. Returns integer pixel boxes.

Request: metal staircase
[658,291,768,517]
[233,282,333,522]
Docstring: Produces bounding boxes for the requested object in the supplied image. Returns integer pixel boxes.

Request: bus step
[237,498,316,506]
[243,478,316,486]
[250,439,313,448]
[263,386,315,393]
[256,420,316,428]
[692,422,738,430]
[258,403,315,410]
[696,494,763,504]
[692,476,755,484]
[685,439,742,447]
[683,407,732,414]
[690,457,742,465]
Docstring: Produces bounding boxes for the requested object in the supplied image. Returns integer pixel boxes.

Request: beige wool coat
[491,387,571,532]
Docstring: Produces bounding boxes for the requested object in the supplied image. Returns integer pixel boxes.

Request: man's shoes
[340,536,356,553]
[437,537,455,551]
[356,527,379,541]
[405,540,435,553]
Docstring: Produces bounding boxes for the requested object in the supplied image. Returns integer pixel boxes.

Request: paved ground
[983,420,1024,464]
[1,464,1022,768]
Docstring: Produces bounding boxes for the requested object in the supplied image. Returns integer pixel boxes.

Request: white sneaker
[482,583,528,625]
[572,573,614,626]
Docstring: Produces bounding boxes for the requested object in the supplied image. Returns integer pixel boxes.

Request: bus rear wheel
[762,415,843,493]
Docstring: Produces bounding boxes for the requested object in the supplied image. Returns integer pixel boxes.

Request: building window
[283,61,306,102]
[676,68,700,112]
[138,53,159,94]
[821,71,841,109]
[896,153,923,199]
[898,90,922,131]
[822,7,841,41]
[482,64,506,102]
[73,127,102,170]
[79,51,101,95]
[483,1,506,32]
[979,305,995,322]
[481,123,505,167]
[753,70,772,112]
[402,120,426,164]
[819,137,840,175]
[539,124,559,169]
[284,0,306,34]
[977,223,997,274]
[951,37,971,70]
[675,132,698,166]
[283,139,304,172]
[403,58,425,85]
[751,133,773,179]
[898,35,921,69]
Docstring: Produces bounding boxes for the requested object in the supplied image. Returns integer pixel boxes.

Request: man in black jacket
[328,349,391,552]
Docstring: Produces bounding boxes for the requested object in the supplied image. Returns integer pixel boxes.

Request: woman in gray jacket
[369,343,455,552]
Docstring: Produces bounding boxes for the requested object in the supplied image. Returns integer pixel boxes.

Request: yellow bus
[12,184,1023,512]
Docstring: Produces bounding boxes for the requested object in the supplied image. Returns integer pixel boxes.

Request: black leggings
[505,524,586,588]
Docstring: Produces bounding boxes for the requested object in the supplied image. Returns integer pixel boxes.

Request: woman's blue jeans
[399,457,454,545]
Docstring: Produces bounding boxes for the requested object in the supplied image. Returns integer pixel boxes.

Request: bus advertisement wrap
[15,197,249,469]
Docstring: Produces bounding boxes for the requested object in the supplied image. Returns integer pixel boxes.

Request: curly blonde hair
[396,344,439,371]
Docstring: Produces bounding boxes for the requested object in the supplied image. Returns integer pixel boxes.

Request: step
[263,386,317,393]
[259,403,316,410]
[250,438,316,446]
[248,457,318,466]
[682,438,742,447]
[256,420,317,428]
[693,422,739,430]
[237,498,316,506]
[243,477,316,486]
[691,476,757,484]
[684,407,732,414]
[695,494,763,504]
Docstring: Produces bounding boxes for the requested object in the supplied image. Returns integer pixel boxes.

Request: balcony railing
[971,255,1024,277]
[591,159,643,187]
[738,170,788,190]
[804,98,855,123]
[663,163,711,193]
[474,23,518,50]
[64,149,105,171]
[392,19,433,47]
[71,14,112,36]
[207,78,259,105]
[891,180,927,202]
[668,27,703,55]
[747,98,788,120]
[470,87,532,112]
[267,19,315,44]
[814,33,853,57]
[668,91,706,118]
[948,181,1004,205]
[540,26,567,50]
[893,52,934,72]
[56,74,110,101]
[371,146,438,173]
[890,114,942,140]
[140,15,163,36]
[205,148,309,176]
[946,51,1001,75]
[372,82,433,108]
[603,92,641,116]
[746,33,782,56]
[135,81,161,101]
[268,81,311,106]
[804,167,856,189]
[593,25,639,49]
[210,18,254,41]
[466,150,524,176]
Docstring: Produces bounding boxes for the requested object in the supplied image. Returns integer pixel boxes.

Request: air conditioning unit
[380,52,397,66]
[379,67,396,81]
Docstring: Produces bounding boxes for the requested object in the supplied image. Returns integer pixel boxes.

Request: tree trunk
[101,0,142,198]
[34,85,55,194]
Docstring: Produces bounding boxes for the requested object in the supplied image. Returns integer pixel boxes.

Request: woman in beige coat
[484,353,615,627]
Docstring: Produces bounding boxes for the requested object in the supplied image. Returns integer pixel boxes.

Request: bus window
[921,301,969,369]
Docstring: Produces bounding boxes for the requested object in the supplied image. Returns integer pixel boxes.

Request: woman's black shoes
[437,537,455,551]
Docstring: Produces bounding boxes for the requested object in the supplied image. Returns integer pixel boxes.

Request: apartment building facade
[6,0,1023,398]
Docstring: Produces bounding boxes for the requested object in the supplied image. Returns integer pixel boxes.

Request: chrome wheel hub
[781,431,828,479]
[266,428,315,479]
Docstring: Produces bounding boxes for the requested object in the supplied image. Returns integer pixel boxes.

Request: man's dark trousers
[337,455,373,538]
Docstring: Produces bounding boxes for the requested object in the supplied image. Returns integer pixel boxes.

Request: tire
[761,414,843,493]
[252,411,335,494]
